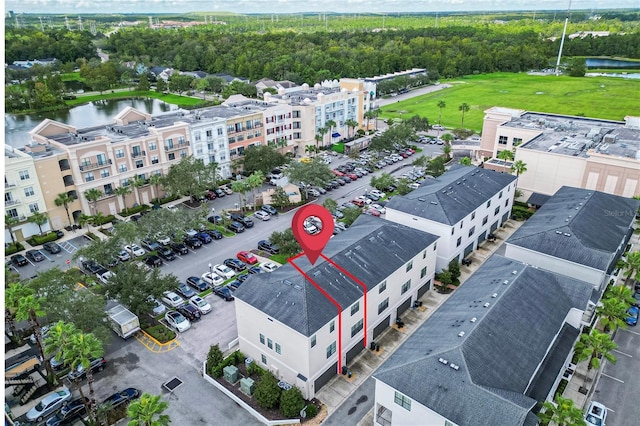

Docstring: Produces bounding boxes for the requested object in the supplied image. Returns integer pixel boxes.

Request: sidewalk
[317,219,525,424]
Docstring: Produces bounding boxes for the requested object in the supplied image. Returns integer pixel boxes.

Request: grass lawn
[381,72,640,132]
[65,90,204,108]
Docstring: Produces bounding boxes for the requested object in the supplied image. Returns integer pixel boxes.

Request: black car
[365,193,381,201]
[26,249,45,262]
[261,204,278,215]
[224,258,247,272]
[204,229,223,240]
[103,388,140,408]
[176,282,197,299]
[184,237,202,249]
[228,280,243,291]
[157,247,176,261]
[141,239,161,252]
[248,266,263,274]
[42,242,62,254]
[227,221,245,233]
[207,215,223,224]
[11,254,28,266]
[339,176,352,184]
[186,276,209,292]
[67,357,107,381]
[177,304,202,321]
[144,255,163,268]
[213,286,235,301]
[45,397,90,426]
[231,213,254,228]
[237,273,250,283]
[332,178,346,186]
[170,242,189,255]
[81,260,104,274]
[214,188,226,198]
[257,240,280,254]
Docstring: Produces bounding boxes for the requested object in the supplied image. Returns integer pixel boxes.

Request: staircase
[58,240,77,254]
[20,381,39,404]
[5,375,37,403]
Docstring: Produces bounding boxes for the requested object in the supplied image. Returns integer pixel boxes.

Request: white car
[409,182,421,189]
[26,387,72,422]
[161,291,184,308]
[213,264,235,279]
[370,204,386,214]
[432,124,444,130]
[189,295,212,314]
[585,401,607,426]
[166,204,178,212]
[260,262,279,273]
[165,311,191,332]
[254,210,271,221]
[202,272,224,287]
[354,195,372,205]
[148,297,166,316]
[155,234,170,245]
[98,270,115,284]
[370,189,386,198]
[125,244,145,257]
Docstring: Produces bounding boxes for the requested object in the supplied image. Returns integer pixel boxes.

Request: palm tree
[114,186,132,213]
[511,160,528,177]
[497,150,515,173]
[325,120,337,143]
[442,144,452,161]
[305,145,316,158]
[84,188,103,215]
[127,393,171,426]
[66,331,104,421]
[55,192,75,227]
[537,395,586,426]
[5,282,31,343]
[458,103,470,128]
[345,119,358,139]
[437,100,446,127]
[574,329,617,371]
[363,110,375,131]
[620,251,640,282]
[90,211,106,227]
[148,174,164,202]
[28,211,49,235]
[459,157,472,166]
[131,176,147,206]
[77,213,92,229]
[604,283,635,306]
[596,296,629,333]
[5,214,19,245]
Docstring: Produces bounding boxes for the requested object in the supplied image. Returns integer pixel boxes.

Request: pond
[585,58,640,69]
[4,98,179,148]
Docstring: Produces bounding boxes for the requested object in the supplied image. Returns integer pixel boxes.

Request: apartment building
[374,254,594,426]
[234,216,439,399]
[4,145,50,240]
[505,186,640,292]
[479,107,640,199]
[385,166,517,271]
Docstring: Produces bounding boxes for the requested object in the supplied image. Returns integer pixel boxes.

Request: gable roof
[374,254,592,426]
[507,186,640,271]
[234,216,438,336]
[386,165,516,225]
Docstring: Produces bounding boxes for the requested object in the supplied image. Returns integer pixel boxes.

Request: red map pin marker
[291,205,334,265]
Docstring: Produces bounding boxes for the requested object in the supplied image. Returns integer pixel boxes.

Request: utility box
[240,377,255,395]
[223,365,239,384]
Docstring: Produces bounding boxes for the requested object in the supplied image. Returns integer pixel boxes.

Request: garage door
[490,221,499,232]
[346,338,365,364]
[464,242,474,257]
[373,315,390,339]
[478,231,487,244]
[396,297,412,317]
[417,280,431,299]
[502,212,509,224]
[314,362,337,393]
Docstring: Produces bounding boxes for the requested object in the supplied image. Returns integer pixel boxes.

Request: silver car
[26,387,72,422]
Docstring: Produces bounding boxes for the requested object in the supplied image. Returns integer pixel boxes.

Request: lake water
[4,98,179,148]
[585,58,640,69]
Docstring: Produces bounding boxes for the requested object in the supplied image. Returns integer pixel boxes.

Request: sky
[4,0,639,15]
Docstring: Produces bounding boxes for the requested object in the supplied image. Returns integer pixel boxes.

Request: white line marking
[613,349,633,358]
[601,373,624,383]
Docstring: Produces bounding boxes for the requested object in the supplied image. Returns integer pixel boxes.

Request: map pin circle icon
[291,205,334,265]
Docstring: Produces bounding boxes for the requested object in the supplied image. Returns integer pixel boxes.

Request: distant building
[11,58,57,69]
[363,67,427,84]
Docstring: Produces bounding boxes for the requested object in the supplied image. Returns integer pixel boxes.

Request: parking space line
[601,373,624,383]
[620,328,640,336]
[134,330,180,353]
[613,349,633,358]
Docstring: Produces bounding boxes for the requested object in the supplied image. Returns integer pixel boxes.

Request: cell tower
[90,21,97,35]
[65,16,71,30]
[78,16,84,31]
[15,15,20,29]
[555,0,573,76]
[39,16,45,31]
[149,16,153,28]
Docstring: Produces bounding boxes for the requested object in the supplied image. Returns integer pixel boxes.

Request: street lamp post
[208,263,213,275]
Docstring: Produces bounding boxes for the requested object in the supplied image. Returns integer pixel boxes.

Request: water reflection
[4,98,179,148]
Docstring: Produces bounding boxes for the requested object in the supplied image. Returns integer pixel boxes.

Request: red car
[351,199,365,207]
[237,251,258,265]
[332,169,345,177]
[363,208,381,217]
[346,173,358,180]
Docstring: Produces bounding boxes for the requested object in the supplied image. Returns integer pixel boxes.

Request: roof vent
[283,280,292,286]
[512,270,518,275]
[555,230,563,234]
[313,271,321,277]
[418,198,426,202]
[483,302,490,308]
[430,201,438,205]
[458,331,465,337]
[491,293,498,298]
[276,291,281,297]
[294,284,303,290]
[575,207,579,210]
[470,317,477,323]
[503,280,509,285]
[564,233,571,237]
[438,358,448,365]
[450,363,460,370]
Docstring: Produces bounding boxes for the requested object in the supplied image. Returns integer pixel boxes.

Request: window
[421,266,428,278]
[168,153,176,160]
[151,156,159,164]
[401,280,411,295]
[498,135,508,145]
[24,187,34,197]
[311,335,316,348]
[379,281,387,293]
[19,170,30,180]
[260,334,265,344]
[118,164,127,173]
[149,142,157,151]
[121,178,129,187]
[29,203,40,213]
[180,150,187,158]
[115,149,125,158]
[84,173,94,182]
[460,221,463,229]
[351,302,360,316]
[7,208,18,218]
[261,354,267,364]
[326,341,336,358]
[330,321,335,333]
[456,237,462,247]
[513,137,523,147]
[100,169,110,179]
[406,261,413,272]
[505,199,509,207]
[194,131,201,142]
[482,216,488,225]
[394,391,411,411]
[451,228,455,235]
[217,128,223,136]
[471,212,476,220]
[103,184,113,195]
[96,153,107,165]
[220,153,227,161]
[178,136,185,144]
[267,338,273,349]
[351,319,364,337]
[494,206,500,215]
[135,160,144,169]
[423,250,427,259]
[166,138,174,148]
[275,343,281,354]
[468,226,475,237]
[378,298,389,314]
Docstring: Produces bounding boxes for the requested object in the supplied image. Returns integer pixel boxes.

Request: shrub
[247,361,265,377]
[304,404,318,419]
[511,206,534,220]
[254,370,282,409]
[26,232,60,246]
[448,260,461,280]
[145,325,176,343]
[555,379,569,398]
[5,242,25,255]
[280,387,305,418]
[120,205,149,217]
[206,344,224,374]
[92,214,115,226]
[151,194,180,205]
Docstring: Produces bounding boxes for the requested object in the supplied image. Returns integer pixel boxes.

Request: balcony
[131,150,146,158]
[5,197,21,206]
[5,181,17,189]
[79,159,112,172]
[164,141,190,152]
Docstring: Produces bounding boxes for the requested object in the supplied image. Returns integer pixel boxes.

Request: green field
[381,73,640,132]
[64,90,204,108]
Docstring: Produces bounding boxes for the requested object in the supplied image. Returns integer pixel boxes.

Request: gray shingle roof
[374,254,592,426]
[507,186,640,271]
[233,216,438,336]
[386,165,517,225]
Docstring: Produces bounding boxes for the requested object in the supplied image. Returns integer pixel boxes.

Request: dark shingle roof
[233,216,438,336]
[386,165,517,225]
[374,254,592,426]
[507,186,640,271]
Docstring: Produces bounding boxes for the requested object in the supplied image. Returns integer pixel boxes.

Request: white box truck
[107,304,140,339]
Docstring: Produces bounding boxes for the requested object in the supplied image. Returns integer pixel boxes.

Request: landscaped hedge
[511,205,534,220]
[145,324,176,343]
[5,242,25,255]
[211,350,246,378]
[120,205,150,217]
[26,232,60,246]
[151,194,180,205]
[92,215,116,226]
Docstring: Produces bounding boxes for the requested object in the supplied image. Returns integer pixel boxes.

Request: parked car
[116,250,131,262]
[157,246,176,261]
[189,295,212,314]
[248,266,263,274]
[363,208,381,217]
[625,305,639,326]
[144,255,163,268]
[254,210,271,221]
[44,397,90,426]
[237,251,258,265]
[223,186,233,195]
[186,276,209,292]
[184,237,202,249]
[213,264,236,279]
[26,387,72,422]
[170,242,189,255]
[125,244,145,257]
[260,262,279,273]
[26,249,46,262]
[214,188,226,198]
[195,232,212,244]
[228,280,243,291]
[148,296,167,316]
[258,240,279,254]
[102,388,140,409]
[161,291,184,308]
[11,253,28,266]
[176,283,196,299]
[224,258,247,272]
[203,229,223,240]
[140,239,161,252]
[165,311,191,332]
[584,401,607,426]
[370,204,386,214]
[207,215,223,224]
[177,304,202,322]
[213,286,235,301]
[42,242,62,254]
[261,204,278,215]
[201,272,224,287]
[67,357,107,381]
[227,221,245,233]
